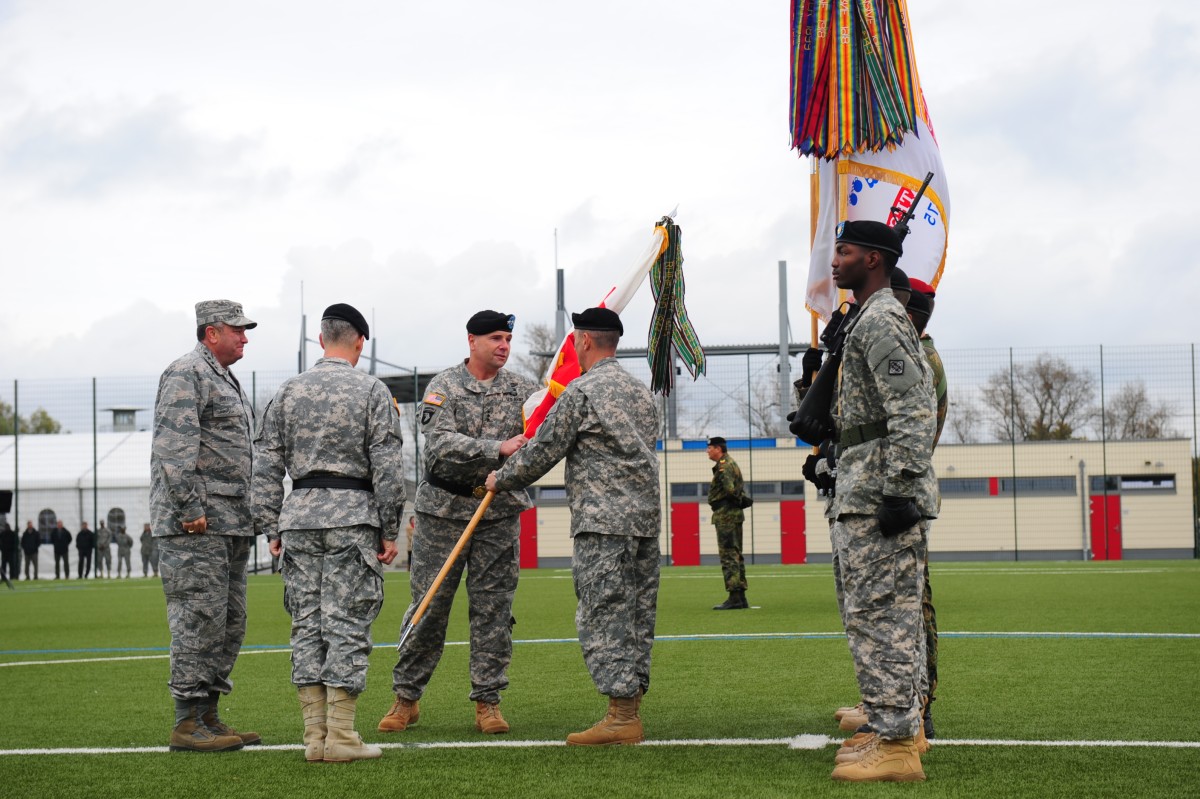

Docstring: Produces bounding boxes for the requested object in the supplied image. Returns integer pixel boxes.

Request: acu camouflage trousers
[281,525,385,696]
[831,514,927,740]
[572,532,660,699]
[392,511,520,705]
[158,534,252,701]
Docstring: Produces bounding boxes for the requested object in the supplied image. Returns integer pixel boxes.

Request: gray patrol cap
[195,300,257,329]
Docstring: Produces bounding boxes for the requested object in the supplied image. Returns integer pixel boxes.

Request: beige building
[518,437,1195,566]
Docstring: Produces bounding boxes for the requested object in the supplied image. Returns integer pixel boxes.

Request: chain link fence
[2,343,1197,570]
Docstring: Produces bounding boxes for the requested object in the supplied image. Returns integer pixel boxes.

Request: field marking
[4,735,1200,757]
[4,630,1198,665]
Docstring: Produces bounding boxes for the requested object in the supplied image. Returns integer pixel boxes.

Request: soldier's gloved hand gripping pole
[395,490,495,652]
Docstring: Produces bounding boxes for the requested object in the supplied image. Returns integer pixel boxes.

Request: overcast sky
[1,0,1197,382]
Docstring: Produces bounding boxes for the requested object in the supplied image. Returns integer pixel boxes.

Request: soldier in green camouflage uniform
[906,282,946,738]
[824,222,937,783]
[151,299,260,753]
[254,304,406,763]
[380,310,536,736]
[706,436,748,609]
[488,307,660,747]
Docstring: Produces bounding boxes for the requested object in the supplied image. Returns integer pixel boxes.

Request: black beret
[322,303,369,339]
[571,307,623,335]
[905,287,931,316]
[708,436,727,448]
[890,265,911,293]
[835,220,903,257]
[467,310,515,335]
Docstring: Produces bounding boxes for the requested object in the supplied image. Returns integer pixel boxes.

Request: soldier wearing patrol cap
[822,221,938,782]
[379,309,538,736]
[151,299,260,753]
[706,436,749,610]
[254,302,406,762]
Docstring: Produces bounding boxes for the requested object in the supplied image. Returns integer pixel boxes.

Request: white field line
[4,631,1197,668]
[4,735,1200,757]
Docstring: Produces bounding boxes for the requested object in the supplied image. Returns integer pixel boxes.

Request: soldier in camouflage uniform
[140,523,159,577]
[488,307,660,747]
[151,299,260,753]
[115,526,133,578]
[94,521,112,578]
[907,280,946,739]
[706,436,748,610]
[254,303,406,763]
[821,222,937,783]
[379,310,536,736]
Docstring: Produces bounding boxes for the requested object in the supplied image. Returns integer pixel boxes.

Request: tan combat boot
[203,692,262,746]
[377,696,420,732]
[298,685,327,763]
[475,702,510,734]
[839,704,870,731]
[566,696,643,746]
[168,699,244,753]
[836,731,877,761]
[323,687,382,763]
[833,701,862,721]
[830,736,925,782]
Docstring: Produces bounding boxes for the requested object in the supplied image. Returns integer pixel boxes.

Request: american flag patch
[424,392,445,406]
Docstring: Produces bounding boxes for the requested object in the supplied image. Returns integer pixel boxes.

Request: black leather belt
[425,473,487,499]
[292,475,373,491]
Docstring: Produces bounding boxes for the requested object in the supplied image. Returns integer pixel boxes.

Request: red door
[519,507,538,568]
[670,503,700,566]
[780,500,807,564]
[1088,495,1122,560]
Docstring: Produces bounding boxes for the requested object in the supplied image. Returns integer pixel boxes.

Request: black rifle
[789,171,935,447]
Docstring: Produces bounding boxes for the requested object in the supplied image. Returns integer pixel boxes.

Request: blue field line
[3,629,1198,658]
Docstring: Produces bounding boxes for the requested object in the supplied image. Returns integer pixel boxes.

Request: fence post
[92,377,98,530]
[746,353,755,565]
[12,379,18,524]
[1193,343,1198,559]
[1098,345,1109,563]
[1008,348,1019,560]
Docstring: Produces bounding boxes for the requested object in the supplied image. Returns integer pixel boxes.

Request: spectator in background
[52,520,72,580]
[21,521,40,580]
[0,519,18,582]
[76,522,95,579]
[95,521,113,578]
[115,526,134,578]
[141,523,159,577]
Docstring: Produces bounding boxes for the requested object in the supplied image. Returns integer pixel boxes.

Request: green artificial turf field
[2,559,1198,798]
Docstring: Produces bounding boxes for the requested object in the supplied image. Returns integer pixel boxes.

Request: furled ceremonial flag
[646,217,705,396]
[523,221,670,437]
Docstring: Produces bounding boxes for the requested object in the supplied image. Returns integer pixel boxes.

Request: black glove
[802,347,823,376]
[790,414,831,445]
[802,453,834,492]
[877,496,921,537]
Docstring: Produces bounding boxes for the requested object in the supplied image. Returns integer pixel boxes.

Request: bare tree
[946,395,985,444]
[511,322,559,383]
[980,354,1097,441]
[739,377,781,438]
[1103,381,1176,439]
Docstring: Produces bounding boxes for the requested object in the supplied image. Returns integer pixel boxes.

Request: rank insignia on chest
[888,360,905,376]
